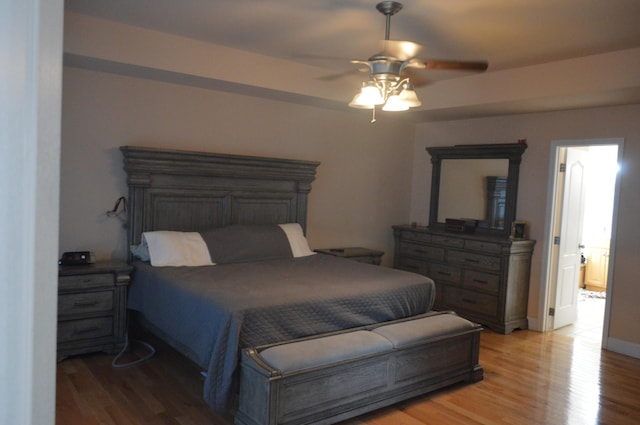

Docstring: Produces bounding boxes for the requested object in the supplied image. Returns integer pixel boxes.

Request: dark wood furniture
[57,262,132,361]
[427,143,526,237]
[394,143,534,334]
[393,225,534,334]
[121,146,320,250]
[236,312,482,425]
[315,247,384,265]
[120,147,475,419]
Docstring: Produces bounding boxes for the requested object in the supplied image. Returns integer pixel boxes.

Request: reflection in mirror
[438,159,509,229]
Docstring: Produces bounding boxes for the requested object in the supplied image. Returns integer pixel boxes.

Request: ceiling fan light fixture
[349,81,384,108]
[397,83,421,107]
[382,91,410,111]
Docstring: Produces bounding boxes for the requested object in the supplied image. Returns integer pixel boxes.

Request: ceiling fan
[348,1,488,118]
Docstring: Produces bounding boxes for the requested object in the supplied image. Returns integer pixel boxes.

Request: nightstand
[315,247,384,265]
[57,262,132,361]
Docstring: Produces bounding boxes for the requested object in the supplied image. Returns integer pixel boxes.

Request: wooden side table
[315,247,384,265]
[57,262,132,361]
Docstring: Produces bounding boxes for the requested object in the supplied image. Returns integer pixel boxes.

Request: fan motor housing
[368,59,405,78]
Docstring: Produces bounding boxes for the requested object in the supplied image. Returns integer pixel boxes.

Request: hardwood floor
[56,329,640,425]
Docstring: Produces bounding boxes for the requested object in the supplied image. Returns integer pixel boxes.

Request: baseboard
[527,316,543,332]
[606,337,640,359]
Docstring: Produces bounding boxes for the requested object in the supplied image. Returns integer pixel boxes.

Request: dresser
[57,262,132,361]
[393,225,534,334]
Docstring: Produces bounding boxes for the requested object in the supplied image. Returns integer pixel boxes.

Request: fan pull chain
[371,107,376,123]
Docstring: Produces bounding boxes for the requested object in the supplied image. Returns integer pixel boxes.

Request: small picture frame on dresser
[511,221,527,240]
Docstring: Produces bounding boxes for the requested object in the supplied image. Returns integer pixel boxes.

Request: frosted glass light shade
[348,81,384,108]
[398,86,421,107]
[382,94,410,111]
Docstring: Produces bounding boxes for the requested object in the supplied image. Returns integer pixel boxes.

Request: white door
[553,148,588,329]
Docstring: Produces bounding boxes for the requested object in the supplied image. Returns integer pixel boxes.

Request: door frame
[537,138,623,349]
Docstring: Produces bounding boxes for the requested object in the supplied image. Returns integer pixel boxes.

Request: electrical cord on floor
[112,331,156,368]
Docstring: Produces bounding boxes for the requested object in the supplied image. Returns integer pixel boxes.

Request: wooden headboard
[120,146,320,251]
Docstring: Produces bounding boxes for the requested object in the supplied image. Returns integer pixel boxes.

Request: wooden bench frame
[235,312,483,425]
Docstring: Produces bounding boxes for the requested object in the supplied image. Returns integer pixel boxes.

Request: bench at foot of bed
[235,311,483,425]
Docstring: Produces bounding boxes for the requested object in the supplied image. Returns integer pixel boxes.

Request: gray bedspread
[128,254,435,412]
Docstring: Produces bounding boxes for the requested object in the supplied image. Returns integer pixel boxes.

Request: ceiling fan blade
[402,68,431,87]
[379,40,423,61]
[411,59,489,72]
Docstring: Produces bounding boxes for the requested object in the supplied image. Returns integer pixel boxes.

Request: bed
[120,146,436,414]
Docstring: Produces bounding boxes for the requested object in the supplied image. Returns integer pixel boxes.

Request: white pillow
[278,223,315,258]
[142,231,214,267]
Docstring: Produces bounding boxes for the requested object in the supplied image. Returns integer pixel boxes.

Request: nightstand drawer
[463,270,500,294]
[58,291,114,316]
[58,317,113,343]
[59,273,113,290]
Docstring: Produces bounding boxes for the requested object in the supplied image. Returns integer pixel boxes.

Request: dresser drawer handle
[73,301,100,308]
[436,271,452,277]
[462,298,477,304]
[465,258,480,264]
[73,326,100,335]
[472,279,489,285]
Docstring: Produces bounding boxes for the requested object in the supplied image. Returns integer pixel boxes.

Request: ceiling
[64,0,640,122]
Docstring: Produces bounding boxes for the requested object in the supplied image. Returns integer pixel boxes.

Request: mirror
[427,144,527,237]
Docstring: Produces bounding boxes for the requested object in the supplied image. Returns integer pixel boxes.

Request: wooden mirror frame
[426,143,527,238]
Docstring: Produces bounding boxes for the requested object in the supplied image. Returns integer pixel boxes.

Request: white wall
[60,66,416,266]
[411,104,640,346]
[0,0,62,424]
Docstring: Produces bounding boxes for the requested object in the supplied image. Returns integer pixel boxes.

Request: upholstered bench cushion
[372,314,477,348]
[260,330,393,373]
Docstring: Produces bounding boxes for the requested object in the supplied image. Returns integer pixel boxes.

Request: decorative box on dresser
[393,225,535,334]
[57,262,132,361]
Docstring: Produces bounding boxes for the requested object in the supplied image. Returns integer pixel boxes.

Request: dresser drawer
[398,230,431,244]
[58,291,114,316]
[59,273,113,290]
[399,241,445,262]
[445,287,499,317]
[464,240,503,254]
[431,235,465,248]
[58,317,114,343]
[430,264,462,286]
[396,257,428,276]
[463,270,500,294]
[447,249,500,271]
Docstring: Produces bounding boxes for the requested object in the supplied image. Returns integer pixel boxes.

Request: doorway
[540,139,622,348]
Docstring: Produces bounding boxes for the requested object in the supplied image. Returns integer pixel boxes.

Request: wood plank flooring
[56,329,640,425]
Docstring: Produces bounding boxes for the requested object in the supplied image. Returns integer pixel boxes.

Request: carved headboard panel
[120,146,320,250]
